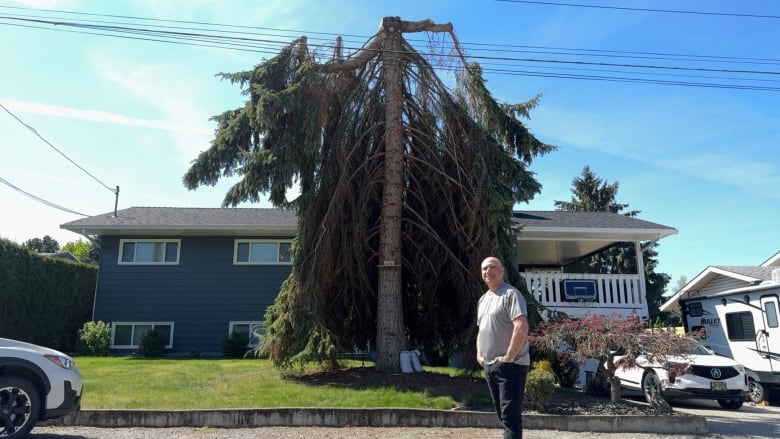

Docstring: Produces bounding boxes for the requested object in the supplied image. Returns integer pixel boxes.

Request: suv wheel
[746,379,766,404]
[0,376,41,439]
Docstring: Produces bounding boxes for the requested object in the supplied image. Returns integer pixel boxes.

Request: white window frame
[111,322,174,349]
[229,321,264,348]
[118,239,181,265]
[233,240,292,265]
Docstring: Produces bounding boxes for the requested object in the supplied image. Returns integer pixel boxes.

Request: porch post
[634,240,647,305]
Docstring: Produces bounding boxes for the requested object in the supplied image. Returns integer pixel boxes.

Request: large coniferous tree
[184,18,554,371]
[554,166,670,318]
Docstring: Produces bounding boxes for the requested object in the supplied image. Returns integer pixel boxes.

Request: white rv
[680,282,780,403]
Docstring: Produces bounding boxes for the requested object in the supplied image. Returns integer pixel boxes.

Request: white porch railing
[519,272,648,318]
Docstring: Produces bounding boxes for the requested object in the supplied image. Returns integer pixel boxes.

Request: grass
[75,357,478,410]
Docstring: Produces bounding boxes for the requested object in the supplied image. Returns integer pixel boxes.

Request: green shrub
[525,367,556,410]
[137,329,166,358]
[532,359,553,373]
[76,321,111,356]
[221,332,250,358]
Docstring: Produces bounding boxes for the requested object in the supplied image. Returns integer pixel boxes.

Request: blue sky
[1,0,778,294]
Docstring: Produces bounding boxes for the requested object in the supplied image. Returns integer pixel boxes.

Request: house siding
[94,235,291,355]
[701,276,750,295]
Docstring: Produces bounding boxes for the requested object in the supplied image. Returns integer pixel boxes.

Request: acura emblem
[711,368,722,379]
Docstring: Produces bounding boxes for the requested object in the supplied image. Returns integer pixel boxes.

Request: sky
[1,0,778,295]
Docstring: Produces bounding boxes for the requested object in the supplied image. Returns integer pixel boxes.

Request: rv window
[765,301,779,328]
[686,302,703,317]
[725,312,755,341]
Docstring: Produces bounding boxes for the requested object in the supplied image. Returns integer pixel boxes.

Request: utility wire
[494,0,780,19]
[3,14,779,78]
[0,175,88,216]
[0,102,117,194]
[2,8,780,92]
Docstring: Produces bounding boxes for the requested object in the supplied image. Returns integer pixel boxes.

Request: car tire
[717,398,744,410]
[746,379,766,404]
[0,376,41,439]
[641,370,662,405]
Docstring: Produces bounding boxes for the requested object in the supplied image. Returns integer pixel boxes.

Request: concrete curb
[44,408,708,435]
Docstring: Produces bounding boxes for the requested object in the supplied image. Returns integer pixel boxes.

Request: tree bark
[374,16,406,372]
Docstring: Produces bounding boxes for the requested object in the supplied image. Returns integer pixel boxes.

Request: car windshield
[685,339,713,355]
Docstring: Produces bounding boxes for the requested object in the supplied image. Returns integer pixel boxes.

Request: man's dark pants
[484,362,529,439]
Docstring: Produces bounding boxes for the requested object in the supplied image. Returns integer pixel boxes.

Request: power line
[2,13,779,92]
[2,6,779,94]
[0,102,117,194]
[494,0,780,19]
[0,175,88,216]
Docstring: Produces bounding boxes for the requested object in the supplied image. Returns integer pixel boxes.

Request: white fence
[519,272,648,318]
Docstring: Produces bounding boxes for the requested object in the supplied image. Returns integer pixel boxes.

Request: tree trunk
[374,16,406,372]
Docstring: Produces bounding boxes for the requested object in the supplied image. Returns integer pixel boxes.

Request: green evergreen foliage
[553,165,671,320]
[221,331,250,358]
[183,22,554,370]
[77,321,112,356]
[137,329,167,358]
[0,239,96,352]
[525,367,556,410]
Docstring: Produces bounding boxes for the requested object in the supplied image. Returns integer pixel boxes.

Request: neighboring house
[40,251,80,263]
[660,251,780,315]
[61,207,677,355]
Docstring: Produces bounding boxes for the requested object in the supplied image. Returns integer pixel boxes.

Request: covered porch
[511,211,678,320]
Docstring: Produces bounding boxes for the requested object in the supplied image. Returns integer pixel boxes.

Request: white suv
[613,338,747,410]
[0,338,83,438]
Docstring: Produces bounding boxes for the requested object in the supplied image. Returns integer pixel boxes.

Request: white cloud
[0,99,211,135]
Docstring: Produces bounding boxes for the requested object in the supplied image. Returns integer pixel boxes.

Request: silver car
[0,338,84,438]
[613,338,748,410]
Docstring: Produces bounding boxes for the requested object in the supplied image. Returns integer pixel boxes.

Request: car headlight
[734,363,745,373]
[45,354,75,370]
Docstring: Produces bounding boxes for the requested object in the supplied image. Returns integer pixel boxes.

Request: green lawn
[76,357,482,410]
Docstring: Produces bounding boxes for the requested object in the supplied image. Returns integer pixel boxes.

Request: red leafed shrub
[530,313,695,403]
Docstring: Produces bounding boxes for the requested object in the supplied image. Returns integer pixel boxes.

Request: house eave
[61,224,297,238]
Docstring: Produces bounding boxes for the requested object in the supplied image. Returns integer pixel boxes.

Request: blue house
[62,207,677,355]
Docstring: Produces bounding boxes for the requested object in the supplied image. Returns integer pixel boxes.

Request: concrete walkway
[44,407,707,435]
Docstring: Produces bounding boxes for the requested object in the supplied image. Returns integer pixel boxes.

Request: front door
[758,295,780,372]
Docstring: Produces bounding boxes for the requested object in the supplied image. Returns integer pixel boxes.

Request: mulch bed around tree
[289,367,669,416]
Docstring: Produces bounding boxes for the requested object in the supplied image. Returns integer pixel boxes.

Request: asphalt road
[30,399,780,439]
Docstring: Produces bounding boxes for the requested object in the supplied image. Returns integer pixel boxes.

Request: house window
[119,239,180,264]
[111,322,174,348]
[229,321,264,347]
[725,312,755,341]
[234,240,292,264]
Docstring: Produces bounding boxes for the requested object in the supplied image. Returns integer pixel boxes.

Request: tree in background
[183,18,554,371]
[22,235,59,253]
[62,239,99,264]
[554,166,670,319]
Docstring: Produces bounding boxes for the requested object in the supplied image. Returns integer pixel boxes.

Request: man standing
[476,256,530,439]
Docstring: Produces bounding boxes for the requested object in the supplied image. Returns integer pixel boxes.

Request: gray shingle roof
[62,207,676,240]
[64,207,296,228]
[712,266,779,281]
[512,211,674,231]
